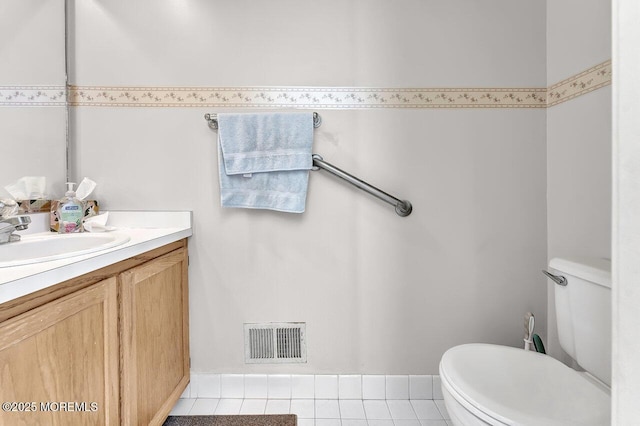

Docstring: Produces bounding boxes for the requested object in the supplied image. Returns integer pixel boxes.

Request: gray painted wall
[70,0,548,374]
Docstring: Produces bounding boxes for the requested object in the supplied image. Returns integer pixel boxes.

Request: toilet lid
[439,344,610,426]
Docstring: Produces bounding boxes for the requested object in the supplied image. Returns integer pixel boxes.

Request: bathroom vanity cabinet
[0,239,189,426]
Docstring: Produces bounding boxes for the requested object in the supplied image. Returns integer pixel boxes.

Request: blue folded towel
[217,112,314,213]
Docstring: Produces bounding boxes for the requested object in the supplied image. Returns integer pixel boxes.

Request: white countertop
[0,211,192,304]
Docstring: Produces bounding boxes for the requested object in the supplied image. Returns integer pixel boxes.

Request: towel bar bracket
[395,199,413,217]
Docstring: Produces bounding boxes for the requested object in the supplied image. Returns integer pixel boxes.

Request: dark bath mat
[163,414,297,426]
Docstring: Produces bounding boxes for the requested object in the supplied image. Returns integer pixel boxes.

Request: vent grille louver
[244,323,306,364]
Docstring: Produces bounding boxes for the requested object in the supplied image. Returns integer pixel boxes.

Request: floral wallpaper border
[1,61,610,109]
[0,86,67,106]
[67,86,547,109]
[547,60,612,107]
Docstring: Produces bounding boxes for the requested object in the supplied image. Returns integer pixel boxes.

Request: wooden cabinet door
[120,248,189,426]
[0,277,119,426]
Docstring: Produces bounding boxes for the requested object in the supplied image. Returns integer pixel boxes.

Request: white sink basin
[0,232,131,267]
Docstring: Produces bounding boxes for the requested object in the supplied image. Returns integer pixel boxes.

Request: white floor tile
[434,400,450,420]
[432,377,443,400]
[265,399,291,414]
[290,399,315,418]
[297,419,315,426]
[339,375,363,399]
[410,376,433,400]
[420,420,449,426]
[387,400,418,420]
[189,398,219,415]
[169,398,196,415]
[214,398,243,415]
[386,375,410,400]
[315,399,340,419]
[363,400,392,420]
[369,421,395,426]
[240,399,267,414]
[411,400,443,420]
[244,374,268,399]
[342,420,368,426]
[268,375,292,399]
[339,400,366,419]
[363,375,386,400]
[220,375,244,398]
[315,375,339,399]
[394,420,422,426]
[196,374,221,398]
[315,420,341,426]
[292,375,315,399]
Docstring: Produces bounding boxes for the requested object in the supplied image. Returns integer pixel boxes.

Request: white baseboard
[182,373,443,400]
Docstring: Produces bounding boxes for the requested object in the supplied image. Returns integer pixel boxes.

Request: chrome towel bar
[205,112,322,130]
[312,154,412,217]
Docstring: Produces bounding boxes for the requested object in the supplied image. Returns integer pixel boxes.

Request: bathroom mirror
[0,0,67,201]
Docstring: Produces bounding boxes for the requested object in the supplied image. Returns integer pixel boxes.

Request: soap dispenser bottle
[57,182,85,234]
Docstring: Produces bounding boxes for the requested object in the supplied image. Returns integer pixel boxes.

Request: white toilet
[439,257,611,425]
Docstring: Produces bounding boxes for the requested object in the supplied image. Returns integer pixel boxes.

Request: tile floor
[169,397,452,426]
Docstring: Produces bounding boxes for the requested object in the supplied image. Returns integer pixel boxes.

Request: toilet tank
[550,257,611,386]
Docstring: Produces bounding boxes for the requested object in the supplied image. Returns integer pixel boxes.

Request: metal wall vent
[244,322,307,364]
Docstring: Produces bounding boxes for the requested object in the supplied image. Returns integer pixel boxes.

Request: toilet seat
[439,344,610,426]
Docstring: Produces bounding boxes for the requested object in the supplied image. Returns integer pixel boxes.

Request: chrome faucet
[0,201,31,244]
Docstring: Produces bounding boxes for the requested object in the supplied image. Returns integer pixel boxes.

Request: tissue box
[17,199,52,214]
[50,200,99,232]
